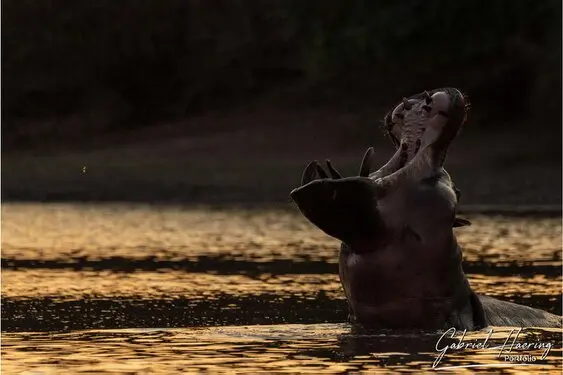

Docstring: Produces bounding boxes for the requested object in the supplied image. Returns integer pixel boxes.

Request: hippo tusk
[301,161,319,185]
[315,163,329,179]
[325,160,342,179]
[359,147,375,177]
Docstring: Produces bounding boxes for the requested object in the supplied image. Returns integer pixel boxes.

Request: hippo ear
[453,217,471,227]
[453,186,461,201]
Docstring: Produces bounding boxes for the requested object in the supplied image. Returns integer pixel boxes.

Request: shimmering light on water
[1,204,561,373]
[2,326,562,374]
[2,204,561,264]
[2,270,344,300]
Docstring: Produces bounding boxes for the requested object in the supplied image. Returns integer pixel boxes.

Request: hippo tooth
[325,159,342,179]
[301,161,318,185]
[314,163,329,179]
[359,147,375,177]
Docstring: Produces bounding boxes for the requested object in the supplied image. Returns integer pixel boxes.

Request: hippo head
[291,88,471,252]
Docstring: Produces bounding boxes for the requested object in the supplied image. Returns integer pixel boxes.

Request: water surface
[2,204,561,373]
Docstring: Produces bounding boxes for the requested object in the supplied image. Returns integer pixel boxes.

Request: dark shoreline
[1,199,561,218]
[3,111,561,209]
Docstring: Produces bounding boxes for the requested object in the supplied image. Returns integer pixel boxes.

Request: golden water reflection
[2,270,344,300]
[2,204,561,265]
[2,270,561,302]
[1,204,561,373]
[2,325,562,374]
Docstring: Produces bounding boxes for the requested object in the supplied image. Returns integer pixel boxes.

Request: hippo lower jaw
[290,175,387,251]
[290,153,391,251]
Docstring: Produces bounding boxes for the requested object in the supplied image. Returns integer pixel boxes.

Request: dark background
[2,0,562,207]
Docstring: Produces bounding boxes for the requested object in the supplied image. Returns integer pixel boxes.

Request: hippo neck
[341,239,476,329]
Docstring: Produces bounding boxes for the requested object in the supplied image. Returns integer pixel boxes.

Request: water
[2,203,562,373]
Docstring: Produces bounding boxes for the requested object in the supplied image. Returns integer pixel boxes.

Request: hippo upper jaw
[383,87,469,169]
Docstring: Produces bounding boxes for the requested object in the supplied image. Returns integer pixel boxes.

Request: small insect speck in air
[82,166,87,173]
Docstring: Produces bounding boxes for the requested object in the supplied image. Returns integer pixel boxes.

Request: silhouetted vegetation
[2,0,561,147]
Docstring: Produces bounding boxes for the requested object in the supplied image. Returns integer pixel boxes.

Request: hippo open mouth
[291,88,470,250]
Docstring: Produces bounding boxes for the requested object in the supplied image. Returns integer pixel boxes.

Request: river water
[2,204,562,373]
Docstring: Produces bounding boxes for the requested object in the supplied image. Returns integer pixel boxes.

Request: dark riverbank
[2,109,561,209]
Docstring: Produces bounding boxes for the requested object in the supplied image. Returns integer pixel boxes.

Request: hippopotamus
[290,88,562,330]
